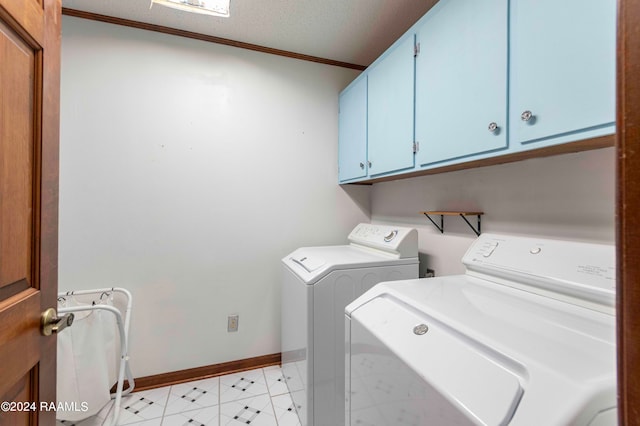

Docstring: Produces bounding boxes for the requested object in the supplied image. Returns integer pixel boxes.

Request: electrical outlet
[228,314,239,332]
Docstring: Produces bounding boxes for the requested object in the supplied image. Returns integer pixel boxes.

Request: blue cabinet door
[415,0,508,167]
[367,35,415,177]
[338,76,368,182]
[510,0,616,146]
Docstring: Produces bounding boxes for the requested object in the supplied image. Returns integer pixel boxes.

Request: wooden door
[0,0,61,424]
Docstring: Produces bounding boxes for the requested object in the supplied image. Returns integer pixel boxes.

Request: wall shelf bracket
[420,211,484,237]
[423,212,444,233]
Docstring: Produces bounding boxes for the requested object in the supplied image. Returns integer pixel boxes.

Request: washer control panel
[348,223,418,259]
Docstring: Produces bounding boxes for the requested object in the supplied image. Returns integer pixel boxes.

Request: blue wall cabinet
[337,0,616,184]
[415,0,508,166]
[367,35,416,177]
[338,76,368,182]
[510,0,616,147]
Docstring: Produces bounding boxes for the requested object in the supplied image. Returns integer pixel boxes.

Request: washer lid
[283,245,418,284]
[351,295,523,426]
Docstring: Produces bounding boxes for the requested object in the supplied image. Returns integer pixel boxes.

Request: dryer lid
[347,276,616,425]
[351,295,524,425]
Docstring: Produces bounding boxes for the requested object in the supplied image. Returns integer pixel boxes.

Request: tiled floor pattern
[56,366,301,426]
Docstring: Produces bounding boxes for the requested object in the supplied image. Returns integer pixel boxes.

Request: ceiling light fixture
[151,0,230,17]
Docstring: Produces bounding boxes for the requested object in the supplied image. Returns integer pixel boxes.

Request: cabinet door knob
[368,161,372,168]
[521,110,534,122]
[488,122,499,133]
[359,162,364,169]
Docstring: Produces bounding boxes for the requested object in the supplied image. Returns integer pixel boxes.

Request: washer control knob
[384,230,398,242]
[530,247,542,254]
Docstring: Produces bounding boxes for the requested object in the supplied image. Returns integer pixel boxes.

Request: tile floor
[56,365,301,426]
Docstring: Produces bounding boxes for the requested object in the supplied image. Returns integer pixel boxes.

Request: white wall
[58,16,370,377]
[371,147,615,277]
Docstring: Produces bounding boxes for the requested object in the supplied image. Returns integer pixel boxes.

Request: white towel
[56,297,117,421]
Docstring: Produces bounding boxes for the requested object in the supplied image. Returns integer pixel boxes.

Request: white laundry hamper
[56,288,135,426]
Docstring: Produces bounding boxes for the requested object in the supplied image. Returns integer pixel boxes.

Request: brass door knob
[41,308,74,336]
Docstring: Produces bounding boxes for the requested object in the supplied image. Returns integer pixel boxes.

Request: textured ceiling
[61,0,438,67]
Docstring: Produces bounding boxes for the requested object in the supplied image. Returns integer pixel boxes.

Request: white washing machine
[282,223,419,426]
[346,234,617,426]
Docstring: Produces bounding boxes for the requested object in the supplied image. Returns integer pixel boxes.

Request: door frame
[617,0,640,424]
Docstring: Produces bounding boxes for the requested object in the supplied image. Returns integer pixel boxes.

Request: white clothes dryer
[346,234,616,426]
[282,223,419,426]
